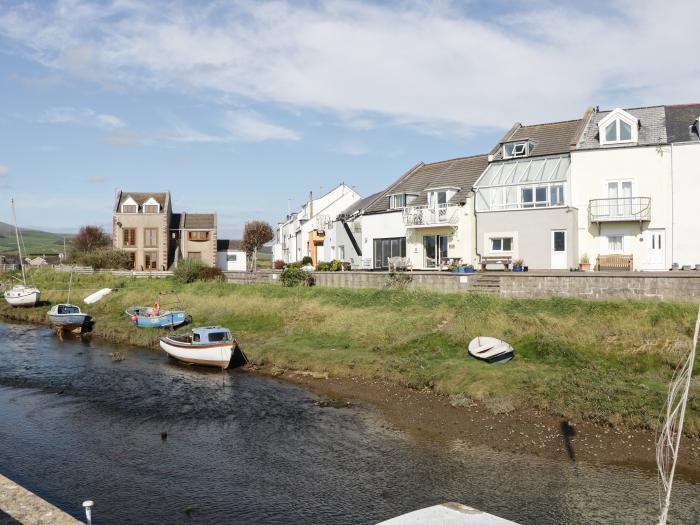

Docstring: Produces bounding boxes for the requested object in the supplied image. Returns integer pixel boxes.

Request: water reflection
[0,321,697,524]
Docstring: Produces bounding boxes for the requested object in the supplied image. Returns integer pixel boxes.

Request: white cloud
[222,112,300,142]
[40,106,125,128]
[87,175,107,184]
[0,165,9,177]
[330,140,370,156]
[3,1,699,133]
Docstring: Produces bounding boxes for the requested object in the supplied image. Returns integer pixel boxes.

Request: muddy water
[0,320,698,524]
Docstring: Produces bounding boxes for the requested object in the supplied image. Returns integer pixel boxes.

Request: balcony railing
[403,204,458,227]
[588,197,651,223]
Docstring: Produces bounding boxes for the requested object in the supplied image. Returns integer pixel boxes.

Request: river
[0,320,697,524]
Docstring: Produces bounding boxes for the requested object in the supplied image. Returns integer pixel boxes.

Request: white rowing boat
[159,326,237,369]
[468,336,514,364]
[378,502,520,524]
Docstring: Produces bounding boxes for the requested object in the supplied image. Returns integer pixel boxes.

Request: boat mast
[11,199,27,286]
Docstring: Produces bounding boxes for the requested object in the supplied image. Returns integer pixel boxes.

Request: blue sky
[1,0,699,237]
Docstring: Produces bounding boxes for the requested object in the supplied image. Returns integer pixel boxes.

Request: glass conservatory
[475,155,570,212]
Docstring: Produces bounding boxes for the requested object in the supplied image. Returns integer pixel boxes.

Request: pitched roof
[578,105,667,149]
[180,213,216,230]
[337,191,383,219]
[114,191,169,211]
[365,154,489,213]
[217,239,244,251]
[664,103,700,143]
[490,118,585,160]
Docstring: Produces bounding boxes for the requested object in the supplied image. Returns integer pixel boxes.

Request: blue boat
[126,306,187,328]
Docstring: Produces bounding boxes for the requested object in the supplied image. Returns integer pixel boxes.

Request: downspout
[473,187,481,265]
[670,143,675,269]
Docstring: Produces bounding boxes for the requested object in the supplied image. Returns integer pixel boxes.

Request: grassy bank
[2,268,699,434]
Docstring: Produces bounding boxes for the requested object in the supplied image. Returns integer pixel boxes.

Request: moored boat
[4,284,41,307]
[468,336,514,364]
[159,326,237,369]
[378,502,520,524]
[47,304,91,331]
[126,305,187,328]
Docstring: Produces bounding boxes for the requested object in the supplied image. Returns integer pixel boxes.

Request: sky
[1,0,699,238]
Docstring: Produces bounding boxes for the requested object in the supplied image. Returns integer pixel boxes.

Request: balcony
[403,204,458,228]
[588,197,651,223]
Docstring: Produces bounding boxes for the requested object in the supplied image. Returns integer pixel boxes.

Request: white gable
[143,196,160,213]
[121,196,138,213]
[598,108,639,145]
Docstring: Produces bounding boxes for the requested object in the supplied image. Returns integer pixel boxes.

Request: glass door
[423,235,448,269]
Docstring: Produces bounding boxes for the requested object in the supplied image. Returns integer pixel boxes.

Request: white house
[474,116,588,270]
[272,183,361,265]
[362,155,488,270]
[665,103,700,269]
[571,106,673,271]
[216,240,247,271]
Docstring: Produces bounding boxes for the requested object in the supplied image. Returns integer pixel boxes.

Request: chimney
[308,191,313,218]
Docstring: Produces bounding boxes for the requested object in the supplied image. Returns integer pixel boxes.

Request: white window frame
[142,197,161,214]
[598,108,638,145]
[503,141,530,159]
[490,236,513,253]
[607,235,625,253]
[120,196,138,213]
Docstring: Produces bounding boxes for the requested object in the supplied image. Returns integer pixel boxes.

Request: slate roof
[337,191,383,219]
[217,239,243,251]
[180,213,216,230]
[114,191,169,211]
[664,103,700,143]
[365,155,489,214]
[577,105,667,150]
[490,118,586,160]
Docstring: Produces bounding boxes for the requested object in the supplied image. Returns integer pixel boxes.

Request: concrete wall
[671,142,700,267]
[571,145,673,271]
[499,272,700,303]
[476,207,578,269]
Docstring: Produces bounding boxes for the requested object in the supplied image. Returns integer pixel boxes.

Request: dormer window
[121,196,138,213]
[142,197,160,214]
[389,193,417,209]
[598,108,639,145]
[503,141,530,159]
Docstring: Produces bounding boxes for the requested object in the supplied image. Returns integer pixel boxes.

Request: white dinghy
[468,336,514,364]
[160,326,238,369]
[84,288,112,304]
[378,502,520,524]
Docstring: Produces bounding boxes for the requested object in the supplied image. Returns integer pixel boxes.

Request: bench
[481,255,512,271]
[596,254,633,271]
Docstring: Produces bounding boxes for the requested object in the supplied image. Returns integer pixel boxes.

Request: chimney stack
[308,191,313,218]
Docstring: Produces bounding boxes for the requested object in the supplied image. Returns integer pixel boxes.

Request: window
[373,237,406,269]
[535,186,548,207]
[503,141,529,159]
[144,228,158,247]
[490,237,513,252]
[608,235,624,253]
[226,254,238,262]
[127,252,136,269]
[337,246,345,260]
[123,228,136,247]
[143,205,159,214]
[144,251,158,270]
[188,231,210,241]
[521,187,534,208]
[428,191,447,207]
[550,184,564,206]
[122,205,137,213]
[389,194,417,209]
[598,109,638,145]
[553,231,566,252]
[208,331,230,342]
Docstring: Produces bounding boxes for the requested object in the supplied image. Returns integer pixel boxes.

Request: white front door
[644,229,665,270]
[551,230,567,269]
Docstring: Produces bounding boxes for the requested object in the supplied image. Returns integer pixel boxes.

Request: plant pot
[464,267,475,273]
[579,262,591,272]
[523,266,529,272]
[512,265,523,272]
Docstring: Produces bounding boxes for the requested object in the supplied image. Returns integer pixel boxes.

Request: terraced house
[112,191,217,270]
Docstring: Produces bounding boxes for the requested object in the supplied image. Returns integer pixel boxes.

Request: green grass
[0,227,70,255]
[2,268,698,434]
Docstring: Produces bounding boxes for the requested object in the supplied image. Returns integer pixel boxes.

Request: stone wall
[223,270,700,303]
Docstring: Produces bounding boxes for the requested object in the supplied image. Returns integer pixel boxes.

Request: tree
[242,221,273,272]
[73,225,111,253]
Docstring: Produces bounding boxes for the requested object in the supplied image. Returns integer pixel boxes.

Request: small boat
[47,303,91,331]
[378,502,520,524]
[4,284,41,307]
[3,199,40,307]
[84,288,112,304]
[468,336,514,364]
[126,305,187,328]
[159,326,238,369]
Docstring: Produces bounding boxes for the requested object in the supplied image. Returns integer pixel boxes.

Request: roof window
[121,196,138,214]
[598,108,638,145]
[503,141,531,159]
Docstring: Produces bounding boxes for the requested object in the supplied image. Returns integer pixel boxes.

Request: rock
[270,366,285,377]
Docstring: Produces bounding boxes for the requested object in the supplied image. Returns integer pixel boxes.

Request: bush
[280,267,315,287]
[74,249,133,269]
[330,259,342,271]
[288,261,303,269]
[273,259,285,270]
[174,258,205,283]
[301,256,313,265]
[316,261,331,271]
[200,266,225,281]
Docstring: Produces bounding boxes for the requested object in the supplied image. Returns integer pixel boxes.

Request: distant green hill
[0,222,72,255]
